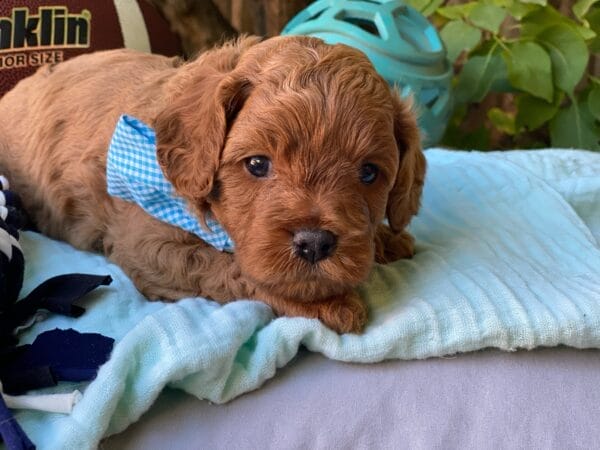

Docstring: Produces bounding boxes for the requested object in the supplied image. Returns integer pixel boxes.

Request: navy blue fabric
[15,274,113,320]
[0,274,113,347]
[0,364,56,395]
[0,249,23,312]
[1,191,21,208]
[0,196,24,312]
[0,178,114,447]
[0,184,36,449]
[0,215,19,239]
[1,189,26,231]
[0,273,114,392]
[1,329,114,395]
[3,206,27,230]
[0,395,35,450]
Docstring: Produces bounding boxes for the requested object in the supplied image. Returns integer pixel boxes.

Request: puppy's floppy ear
[154,37,259,209]
[386,91,426,233]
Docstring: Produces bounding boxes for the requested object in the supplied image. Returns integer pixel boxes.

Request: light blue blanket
[14,149,600,449]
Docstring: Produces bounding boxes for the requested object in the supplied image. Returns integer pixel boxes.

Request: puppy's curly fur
[0,36,425,333]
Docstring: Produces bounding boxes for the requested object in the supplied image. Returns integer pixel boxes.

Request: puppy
[0,36,425,333]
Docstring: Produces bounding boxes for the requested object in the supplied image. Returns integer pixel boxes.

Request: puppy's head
[156,36,424,301]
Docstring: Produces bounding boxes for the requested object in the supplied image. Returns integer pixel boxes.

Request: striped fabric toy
[0,175,25,307]
[0,175,116,450]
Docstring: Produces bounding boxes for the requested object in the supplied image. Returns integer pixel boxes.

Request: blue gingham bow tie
[106,115,234,253]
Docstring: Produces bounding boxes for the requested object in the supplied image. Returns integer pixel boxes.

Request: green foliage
[536,24,588,93]
[469,4,508,33]
[516,92,562,130]
[440,20,482,62]
[550,94,599,147]
[406,0,600,150]
[504,41,554,101]
[454,44,507,102]
[488,107,517,134]
[589,83,600,119]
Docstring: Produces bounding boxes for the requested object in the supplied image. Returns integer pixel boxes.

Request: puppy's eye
[359,163,379,185]
[245,155,271,178]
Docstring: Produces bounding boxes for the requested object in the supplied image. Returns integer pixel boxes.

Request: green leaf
[468,4,508,33]
[503,41,553,102]
[521,0,547,5]
[488,0,511,6]
[588,86,600,121]
[577,24,597,40]
[442,123,491,149]
[550,99,600,150]
[573,0,600,19]
[488,107,516,135]
[515,93,562,131]
[521,6,596,40]
[455,44,508,104]
[404,0,430,13]
[536,24,589,94]
[505,1,540,20]
[405,0,446,16]
[440,20,482,62]
[437,2,477,20]
[421,0,445,17]
[589,8,600,51]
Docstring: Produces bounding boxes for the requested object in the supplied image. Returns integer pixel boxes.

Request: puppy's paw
[322,291,368,334]
[260,289,368,334]
[374,223,415,264]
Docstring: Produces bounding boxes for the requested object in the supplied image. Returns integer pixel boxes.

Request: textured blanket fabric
[14,149,600,450]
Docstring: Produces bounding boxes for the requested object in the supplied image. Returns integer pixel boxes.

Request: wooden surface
[146,0,237,55]
[215,0,310,37]
[145,0,310,55]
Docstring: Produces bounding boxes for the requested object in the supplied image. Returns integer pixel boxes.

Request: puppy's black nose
[293,229,337,264]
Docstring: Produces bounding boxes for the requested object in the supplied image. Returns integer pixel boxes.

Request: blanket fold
[13,149,600,450]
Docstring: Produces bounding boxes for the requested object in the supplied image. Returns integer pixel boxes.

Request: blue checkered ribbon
[106,115,234,253]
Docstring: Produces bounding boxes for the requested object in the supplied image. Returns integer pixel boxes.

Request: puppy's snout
[293,229,337,264]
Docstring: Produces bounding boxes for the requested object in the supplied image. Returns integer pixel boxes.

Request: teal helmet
[282,0,453,147]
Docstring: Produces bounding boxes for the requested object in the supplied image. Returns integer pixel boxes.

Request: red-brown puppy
[0,36,425,333]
